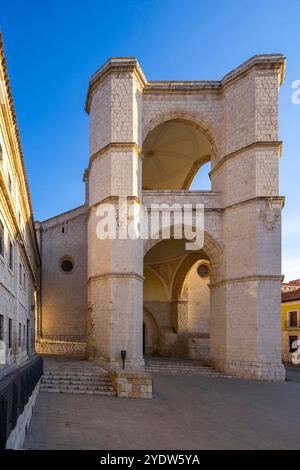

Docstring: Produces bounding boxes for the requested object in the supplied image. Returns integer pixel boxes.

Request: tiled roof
[282,279,300,286]
[282,288,300,303]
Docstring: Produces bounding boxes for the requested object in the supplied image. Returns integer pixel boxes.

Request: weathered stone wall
[109,369,152,399]
[188,338,210,363]
[38,205,87,353]
[86,61,144,369]
[186,263,210,336]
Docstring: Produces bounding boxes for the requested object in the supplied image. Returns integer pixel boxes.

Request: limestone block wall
[109,369,152,399]
[186,263,210,336]
[142,190,221,209]
[86,60,145,368]
[188,338,210,363]
[38,205,87,354]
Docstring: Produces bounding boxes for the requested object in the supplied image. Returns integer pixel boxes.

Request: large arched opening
[142,119,212,190]
[143,237,213,363]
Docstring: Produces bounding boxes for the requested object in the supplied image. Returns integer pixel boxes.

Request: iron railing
[284,320,300,329]
[0,356,43,449]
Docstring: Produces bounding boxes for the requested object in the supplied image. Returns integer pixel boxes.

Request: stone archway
[171,255,211,363]
[142,118,213,191]
[143,307,161,355]
[142,111,218,160]
[144,228,223,284]
[143,233,220,360]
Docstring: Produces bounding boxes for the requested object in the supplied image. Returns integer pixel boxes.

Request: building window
[23,324,25,346]
[61,258,74,273]
[26,319,29,353]
[197,263,210,279]
[19,263,22,285]
[23,272,26,290]
[289,311,298,327]
[18,322,21,346]
[0,220,4,258]
[8,318,12,348]
[289,336,298,353]
[9,241,13,270]
[0,315,3,341]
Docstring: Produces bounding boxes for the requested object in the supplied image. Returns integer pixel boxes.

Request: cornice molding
[88,272,144,283]
[85,57,147,113]
[223,195,285,211]
[222,54,286,88]
[88,142,143,175]
[88,195,142,214]
[210,141,282,176]
[87,193,284,215]
[39,204,87,229]
[210,274,284,289]
[144,81,222,95]
[86,54,286,110]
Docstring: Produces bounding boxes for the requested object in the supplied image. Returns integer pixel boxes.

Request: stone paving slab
[24,372,300,450]
[42,356,107,375]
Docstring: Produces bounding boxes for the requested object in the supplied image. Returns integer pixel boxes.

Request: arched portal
[143,237,212,361]
[142,119,211,190]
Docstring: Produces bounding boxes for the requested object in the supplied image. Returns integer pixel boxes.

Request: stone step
[40,382,114,392]
[40,387,115,396]
[43,371,108,378]
[41,366,116,395]
[42,376,110,385]
[145,360,231,378]
[145,364,213,370]
[146,367,213,372]
[146,367,221,373]
[146,365,215,370]
[145,360,209,365]
[146,369,227,377]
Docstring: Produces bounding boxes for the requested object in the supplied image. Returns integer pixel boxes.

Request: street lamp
[121,350,126,369]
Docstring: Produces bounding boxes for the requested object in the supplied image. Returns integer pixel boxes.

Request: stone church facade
[35,54,286,382]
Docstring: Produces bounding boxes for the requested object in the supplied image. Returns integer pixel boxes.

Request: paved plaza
[24,366,300,450]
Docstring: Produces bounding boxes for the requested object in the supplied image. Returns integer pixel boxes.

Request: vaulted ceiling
[142,120,211,190]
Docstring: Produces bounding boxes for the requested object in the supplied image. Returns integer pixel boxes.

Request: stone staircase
[40,357,116,396]
[145,357,231,378]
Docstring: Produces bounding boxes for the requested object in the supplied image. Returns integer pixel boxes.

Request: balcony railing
[0,356,43,449]
[284,320,300,329]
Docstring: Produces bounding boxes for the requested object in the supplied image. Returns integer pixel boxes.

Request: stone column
[86,58,145,369]
[210,55,286,380]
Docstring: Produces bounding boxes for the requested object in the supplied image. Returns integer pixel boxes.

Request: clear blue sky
[0,0,299,280]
